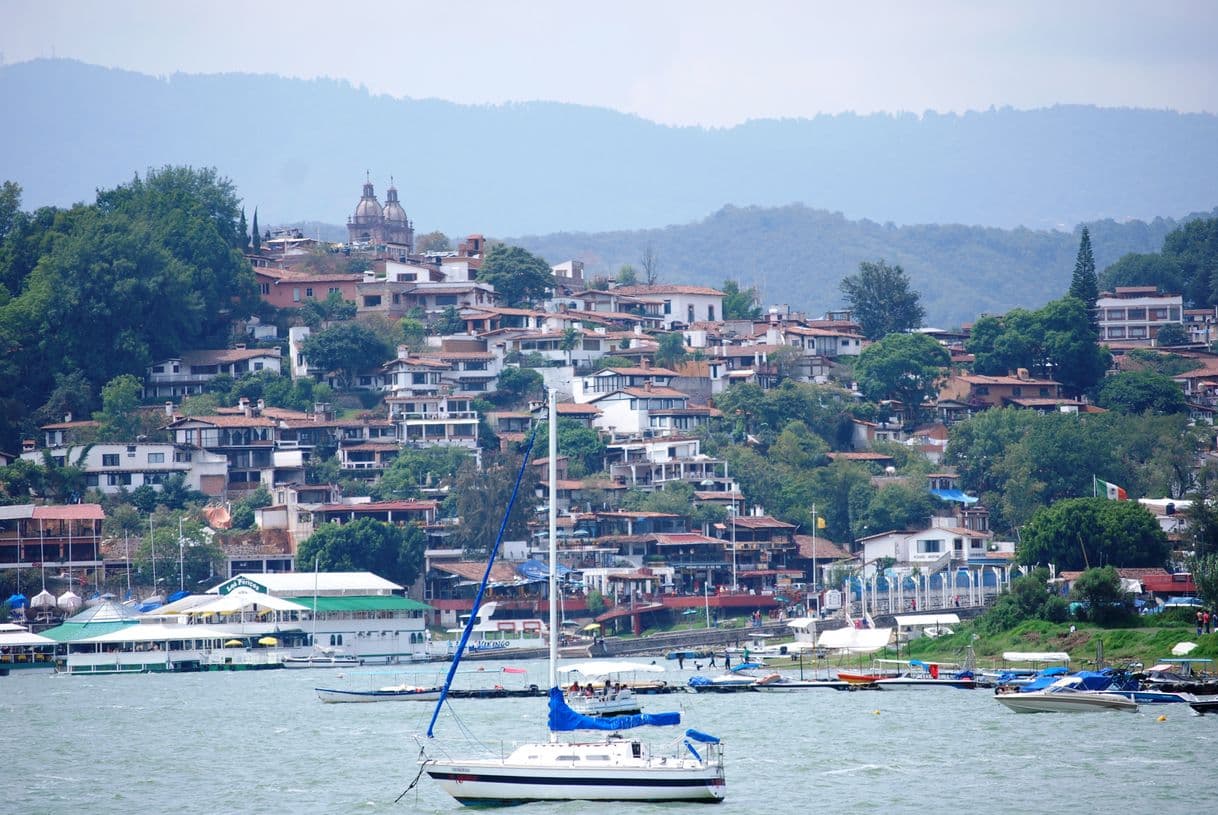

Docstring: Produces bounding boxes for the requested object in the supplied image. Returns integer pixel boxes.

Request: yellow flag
[816,516,826,529]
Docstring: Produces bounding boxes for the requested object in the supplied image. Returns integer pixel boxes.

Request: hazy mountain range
[2,59,1215,324]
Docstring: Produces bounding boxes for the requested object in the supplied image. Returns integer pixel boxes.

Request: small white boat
[995,678,1139,713]
[283,648,361,669]
[559,660,664,716]
[316,683,441,703]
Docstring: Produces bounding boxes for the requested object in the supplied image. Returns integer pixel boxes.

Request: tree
[966,297,1110,396]
[298,290,356,328]
[1154,322,1189,347]
[1069,226,1099,332]
[1190,553,1218,612]
[398,316,426,348]
[560,327,581,367]
[722,279,762,320]
[615,265,638,286]
[769,421,829,471]
[1018,498,1170,571]
[489,367,544,407]
[854,332,948,423]
[654,332,688,369]
[450,452,539,555]
[479,244,555,307]
[251,208,261,254]
[230,485,271,530]
[432,305,464,336]
[300,322,391,389]
[373,446,471,501]
[1096,370,1189,415]
[839,260,925,340]
[296,517,426,587]
[1069,566,1132,624]
[640,245,659,285]
[858,483,941,536]
[533,418,607,478]
[416,230,451,252]
[1100,252,1185,295]
[94,374,144,441]
[237,208,250,253]
[975,568,1055,635]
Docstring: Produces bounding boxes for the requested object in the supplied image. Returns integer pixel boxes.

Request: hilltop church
[346,175,414,251]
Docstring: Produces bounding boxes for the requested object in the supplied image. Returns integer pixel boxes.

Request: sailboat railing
[426,425,540,738]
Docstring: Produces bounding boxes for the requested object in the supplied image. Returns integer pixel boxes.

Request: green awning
[306,595,432,613]
[39,621,138,642]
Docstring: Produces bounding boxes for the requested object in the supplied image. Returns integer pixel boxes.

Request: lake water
[4,660,1215,814]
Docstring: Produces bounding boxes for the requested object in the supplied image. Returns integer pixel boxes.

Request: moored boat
[316,683,441,703]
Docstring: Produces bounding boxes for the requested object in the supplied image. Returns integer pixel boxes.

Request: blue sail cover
[516,559,576,582]
[547,687,681,732]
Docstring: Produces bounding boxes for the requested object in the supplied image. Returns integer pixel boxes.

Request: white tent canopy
[0,625,56,647]
[186,587,309,615]
[81,623,236,644]
[558,660,665,677]
[817,626,893,654]
[30,589,56,609]
[893,613,961,627]
[1001,651,1070,663]
[785,617,818,632]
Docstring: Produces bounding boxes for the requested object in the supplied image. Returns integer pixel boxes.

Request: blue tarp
[167,590,190,603]
[685,728,720,744]
[931,489,979,504]
[6,593,28,608]
[516,559,576,582]
[547,687,681,731]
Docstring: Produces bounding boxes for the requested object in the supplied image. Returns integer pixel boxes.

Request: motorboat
[283,648,360,669]
[995,677,1139,713]
[559,660,664,716]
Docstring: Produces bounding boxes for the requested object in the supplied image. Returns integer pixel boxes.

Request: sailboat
[421,389,726,805]
[283,557,359,669]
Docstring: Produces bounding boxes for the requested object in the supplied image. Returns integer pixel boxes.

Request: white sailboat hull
[425,754,725,804]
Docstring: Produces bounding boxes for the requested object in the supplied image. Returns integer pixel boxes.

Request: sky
[2,0,1217,127]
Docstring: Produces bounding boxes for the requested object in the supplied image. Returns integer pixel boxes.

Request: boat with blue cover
[419,390,726,804]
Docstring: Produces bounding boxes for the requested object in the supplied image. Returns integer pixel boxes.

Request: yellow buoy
[873,709,881,715]
[1157,714,1167,722]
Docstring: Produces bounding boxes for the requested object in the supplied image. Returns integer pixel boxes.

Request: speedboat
[283,648,360,669]
[995,677,1138,713]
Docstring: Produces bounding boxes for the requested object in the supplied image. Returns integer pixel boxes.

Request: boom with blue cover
[547,687,681,732]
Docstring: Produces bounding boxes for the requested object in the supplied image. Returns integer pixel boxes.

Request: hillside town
[1,173,1215,648]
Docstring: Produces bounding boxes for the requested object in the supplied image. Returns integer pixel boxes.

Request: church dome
[353,180,382,221]
[383,184,407,223]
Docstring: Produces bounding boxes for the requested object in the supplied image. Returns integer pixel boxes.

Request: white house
[22,443,229,496]
[610,284,726,330]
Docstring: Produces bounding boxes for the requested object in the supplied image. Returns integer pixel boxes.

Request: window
[293,288,301,302]
[102,454,119,467]
[435,294,458,306]
[687,304,695,324]
[329,287,340,295]
[1039,387,1050,397]
[174,451,193,463]
[85,474,99,487]
[363,295,382,307]
[974,386,989,396]
[152,365,165,374]
[708,305,716,322]
[106,473,132,486]
[917,539,941,553]
[1011,387,1022,397]
[305,287,314,298]
[1107,326,1126,339]
[254,361,263,371]
[1105,308,1125,321]
[147,452,164,464]
[1126,307,1147,320]
[663,300,672,315]
[1150,307,1169,321]
[1128,326,1147,339]
[259,283,270,295]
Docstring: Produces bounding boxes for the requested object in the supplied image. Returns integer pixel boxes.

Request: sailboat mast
[547,387,559,696]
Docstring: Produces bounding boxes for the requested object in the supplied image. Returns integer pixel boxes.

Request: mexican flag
[1093,476,1128,500]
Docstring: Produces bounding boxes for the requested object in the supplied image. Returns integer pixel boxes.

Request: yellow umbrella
[223,639,244,647]
[257,636,279,646]
[582,623,602,632]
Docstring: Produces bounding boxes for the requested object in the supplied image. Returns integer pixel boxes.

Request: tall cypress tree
[1069,226,1099,332]
[251,208,261,254]
[237,208,250,253]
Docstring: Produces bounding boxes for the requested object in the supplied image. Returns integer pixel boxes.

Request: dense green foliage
[1069,566,1134,625]
[1019,498,1171,571]
[839,260,925,339]
[1098,217,1218,308]
[721,279,762,320]
[478,244,556,307]
[1096,370,1190,415]
[297,517,426,588]
[966,297,1110,395]
[946,408,1197,530]
[854,332,949,422]
[371,447,472,501]
[449,452,539,554]
[299,322,392,389]
[0,168,256,452]
[974,569,1060,635]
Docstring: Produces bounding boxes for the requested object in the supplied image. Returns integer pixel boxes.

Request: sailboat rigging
[420,388,726,805]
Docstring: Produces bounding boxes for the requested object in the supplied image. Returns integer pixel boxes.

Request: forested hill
[513,205,1214,327]
[2,59,1218,237]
